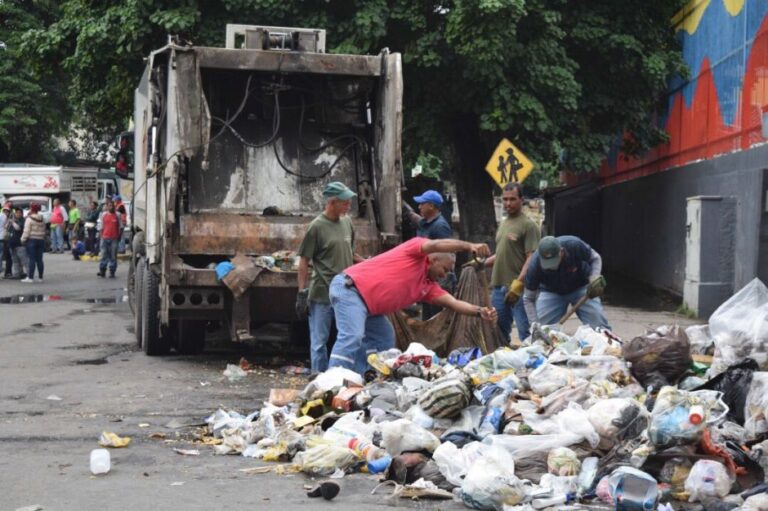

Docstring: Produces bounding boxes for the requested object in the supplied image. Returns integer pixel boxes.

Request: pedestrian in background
[7,208,28,280]
[0,203,9,275]
[68,199,81,249]
[50,198,67,253]
[97,201,121,278]
[85,201,99,255]
[22,203,46,282]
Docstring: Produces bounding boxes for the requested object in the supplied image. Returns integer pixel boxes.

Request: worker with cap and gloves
[403,189,452,240]
[403,189,454,319]
[296,181,364,374]
[523,235,610,329]
[481,182,540,341]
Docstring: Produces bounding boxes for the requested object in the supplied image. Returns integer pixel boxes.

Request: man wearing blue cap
[404,189,454,319]
[296,181,363,373]
[403,189,452,240]
[523,235,609,329]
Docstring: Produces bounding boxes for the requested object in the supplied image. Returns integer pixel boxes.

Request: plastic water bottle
[90,448,111,475]
[477,392,508,438]
[577,456,599,494]
[348,437,391,474]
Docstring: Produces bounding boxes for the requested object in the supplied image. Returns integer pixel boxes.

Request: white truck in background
[0,164,119,217]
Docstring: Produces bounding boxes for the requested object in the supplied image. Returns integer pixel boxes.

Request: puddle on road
[0,294,62,304]
[0,294,128,304]
[85,296,128,304]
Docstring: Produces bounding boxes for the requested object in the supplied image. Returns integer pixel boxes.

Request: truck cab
[130,25,403,355]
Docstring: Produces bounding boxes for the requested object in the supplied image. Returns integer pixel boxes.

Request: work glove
[504,279,525,305]
[587,275,607,299]
[295,289,309,320]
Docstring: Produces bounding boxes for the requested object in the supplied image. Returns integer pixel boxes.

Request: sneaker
[35,277,43,283]
[97,271,105,278]
[21,277,33,283]
[108,273,116,279]
[306,481,340,501]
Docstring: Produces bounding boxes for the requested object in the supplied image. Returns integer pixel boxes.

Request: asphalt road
[0,253,699,511]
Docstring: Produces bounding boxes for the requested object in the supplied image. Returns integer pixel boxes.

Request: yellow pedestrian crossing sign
[484,138,534,188]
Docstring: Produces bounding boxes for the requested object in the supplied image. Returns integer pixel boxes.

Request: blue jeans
[26,239,45,278]
[99,239,118,274]
[491,285,531,342]
[328,274,395,375]
[51,224,64,251]
[536,286,611,329]
[309,301,334,373]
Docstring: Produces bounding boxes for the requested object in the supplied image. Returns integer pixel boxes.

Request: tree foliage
[16,0,686,237]
[0,0,67,162]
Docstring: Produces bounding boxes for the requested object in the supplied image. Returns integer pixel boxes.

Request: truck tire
[142,264,170,355]
[133,258,144,348]
[127,258,136,314]
[175,320,206,355]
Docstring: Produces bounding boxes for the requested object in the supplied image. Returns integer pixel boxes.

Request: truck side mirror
[115,131,134,179]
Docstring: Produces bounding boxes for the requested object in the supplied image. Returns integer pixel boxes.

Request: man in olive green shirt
[483,182,540,341]
[296,182,362,373]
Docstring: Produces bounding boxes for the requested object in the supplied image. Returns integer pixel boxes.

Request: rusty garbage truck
[128,25,403,355]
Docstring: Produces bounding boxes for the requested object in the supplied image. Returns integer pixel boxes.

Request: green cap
[538,236,562,270]
[323,181,357,200]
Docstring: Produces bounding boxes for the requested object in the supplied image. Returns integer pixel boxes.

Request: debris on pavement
[173,448,200,456]
[89,448,111,475]
[98,431,131,448]
[196,277,768,510]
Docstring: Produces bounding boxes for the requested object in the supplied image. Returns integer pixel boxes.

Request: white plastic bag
[380,418,440,455]
[685,324,713,355]
[744,372,768,439]
[323,410,377,446]
[460,457,525,510]
[433,441,513,487]
[528,363,582,397]
[684,460,734,502]
[313,367,363,390]
[708,278,768,376]
[587,398,649,443]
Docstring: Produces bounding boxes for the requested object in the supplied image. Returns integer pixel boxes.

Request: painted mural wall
[600,0,768,186]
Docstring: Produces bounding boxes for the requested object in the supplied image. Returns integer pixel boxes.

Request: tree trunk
[452,114,498,247]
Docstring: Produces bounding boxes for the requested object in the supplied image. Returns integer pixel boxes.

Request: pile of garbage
[203,278,768,510]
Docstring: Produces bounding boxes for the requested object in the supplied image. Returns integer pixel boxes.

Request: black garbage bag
[622,326,692,388]
[695,358,758,425]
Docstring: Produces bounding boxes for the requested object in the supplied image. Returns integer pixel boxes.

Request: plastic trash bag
[744,372,768,439]
[696,358,758,425]
[312,367,363,391]
[528,363,582,397]
[460,456,525,510]
[464,346,545,384]
[293,444,357,476]
[380,418,440,455]
[684,459,734,502]
[547,447,580,476]
[648,387,728,448]
[622,325,692,388]
[709,278,768,376]
[323,410,377,446]
[433,441,511,487]
[686,324,713,355]
[417,372,471,419]
[587,398,649,443]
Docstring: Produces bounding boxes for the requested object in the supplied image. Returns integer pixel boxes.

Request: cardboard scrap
[222,253,262,300]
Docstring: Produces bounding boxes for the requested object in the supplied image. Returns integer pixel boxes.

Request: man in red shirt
[98,201,122,278]
[328,237,497,373]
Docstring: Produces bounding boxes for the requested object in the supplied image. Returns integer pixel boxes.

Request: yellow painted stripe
[672,0,745,35]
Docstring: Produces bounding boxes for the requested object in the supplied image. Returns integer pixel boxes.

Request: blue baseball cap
[413,190,443,206]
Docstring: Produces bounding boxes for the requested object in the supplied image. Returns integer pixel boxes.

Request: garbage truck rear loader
[129,26,403,355]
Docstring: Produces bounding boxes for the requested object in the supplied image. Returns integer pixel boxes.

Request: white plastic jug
[90,448,111,475]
